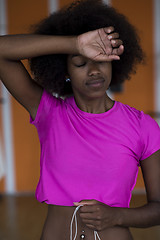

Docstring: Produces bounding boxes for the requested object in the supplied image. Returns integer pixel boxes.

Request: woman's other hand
[77,27,124,62]
[74,199,121,231]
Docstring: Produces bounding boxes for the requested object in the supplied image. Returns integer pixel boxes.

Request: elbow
[148,201,160,226]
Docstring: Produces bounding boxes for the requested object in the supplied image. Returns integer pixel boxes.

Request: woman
[0,0,160,239]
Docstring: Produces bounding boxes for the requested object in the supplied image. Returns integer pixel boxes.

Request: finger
[103,26,114,34]
[80,212,96,219]
[111,39,123,48]
[108,55,120,60]
[73,202,83,206]
[108,32,119,40]
[86,224,96,230]
[82,218,95,224]
[74,199,98,206]
[93,52,119,62]
[96,54,120,61]
[112,45,124,56]
[80,199,99,205]
[82,218,100,226]
[80,205,97,213]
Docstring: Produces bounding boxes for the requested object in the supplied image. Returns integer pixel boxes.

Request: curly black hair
[29,0,145,96]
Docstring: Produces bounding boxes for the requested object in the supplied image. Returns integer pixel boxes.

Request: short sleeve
[30,89,62,127]
[140,112,160,161]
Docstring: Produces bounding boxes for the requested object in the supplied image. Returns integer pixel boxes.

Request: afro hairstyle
[29,0,145,96]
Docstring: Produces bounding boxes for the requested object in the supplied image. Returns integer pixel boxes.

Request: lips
[86,78,105,85]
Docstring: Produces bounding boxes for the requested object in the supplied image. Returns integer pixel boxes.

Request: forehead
[68,54,87,61]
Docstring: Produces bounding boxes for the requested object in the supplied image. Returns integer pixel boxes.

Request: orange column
[112,0,154,188]
[6,0,48,192]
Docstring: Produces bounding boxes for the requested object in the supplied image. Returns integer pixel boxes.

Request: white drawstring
[94,230,101,240]
[70,205,83,240]
[70,205,102,240]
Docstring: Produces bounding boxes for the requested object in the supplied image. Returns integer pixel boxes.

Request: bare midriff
[40,205,133,240]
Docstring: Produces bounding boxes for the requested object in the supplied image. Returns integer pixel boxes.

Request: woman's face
[67,55,112,99]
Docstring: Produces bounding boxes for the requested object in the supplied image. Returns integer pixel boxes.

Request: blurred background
[0,0,160,239]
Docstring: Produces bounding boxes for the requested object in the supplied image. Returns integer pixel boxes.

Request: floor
[0,194,160,240]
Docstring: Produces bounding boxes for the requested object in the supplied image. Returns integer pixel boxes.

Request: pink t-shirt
[30,90,160,207]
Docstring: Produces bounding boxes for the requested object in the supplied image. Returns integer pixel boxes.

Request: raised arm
[0,34,77,120]
[0,27,123,119]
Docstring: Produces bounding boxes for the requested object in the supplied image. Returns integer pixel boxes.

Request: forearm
[117,202,160,228]
[0,34,78,60]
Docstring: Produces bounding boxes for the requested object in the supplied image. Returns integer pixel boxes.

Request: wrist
[76,34,86,56]
[75,35,81,55]
[113,207,124,227]
[70,36,79,54]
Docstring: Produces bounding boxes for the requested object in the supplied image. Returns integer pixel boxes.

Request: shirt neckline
[68,96,118,118]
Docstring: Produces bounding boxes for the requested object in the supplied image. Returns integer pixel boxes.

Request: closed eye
[75,62,86,67]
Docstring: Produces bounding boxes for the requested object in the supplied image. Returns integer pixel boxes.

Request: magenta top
[30,90,160,207]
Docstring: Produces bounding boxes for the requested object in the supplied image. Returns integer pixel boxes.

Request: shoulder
[118,102,160,160]
[30,89,66,125]
[117,102,160,136]
[117,101,144,123]
[119,101,159,127]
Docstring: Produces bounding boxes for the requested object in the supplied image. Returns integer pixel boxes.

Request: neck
[73,93,114,114]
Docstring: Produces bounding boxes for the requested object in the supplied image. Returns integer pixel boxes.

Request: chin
[85,90,107,99]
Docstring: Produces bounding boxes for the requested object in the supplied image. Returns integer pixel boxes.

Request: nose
[88,62,100,76]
